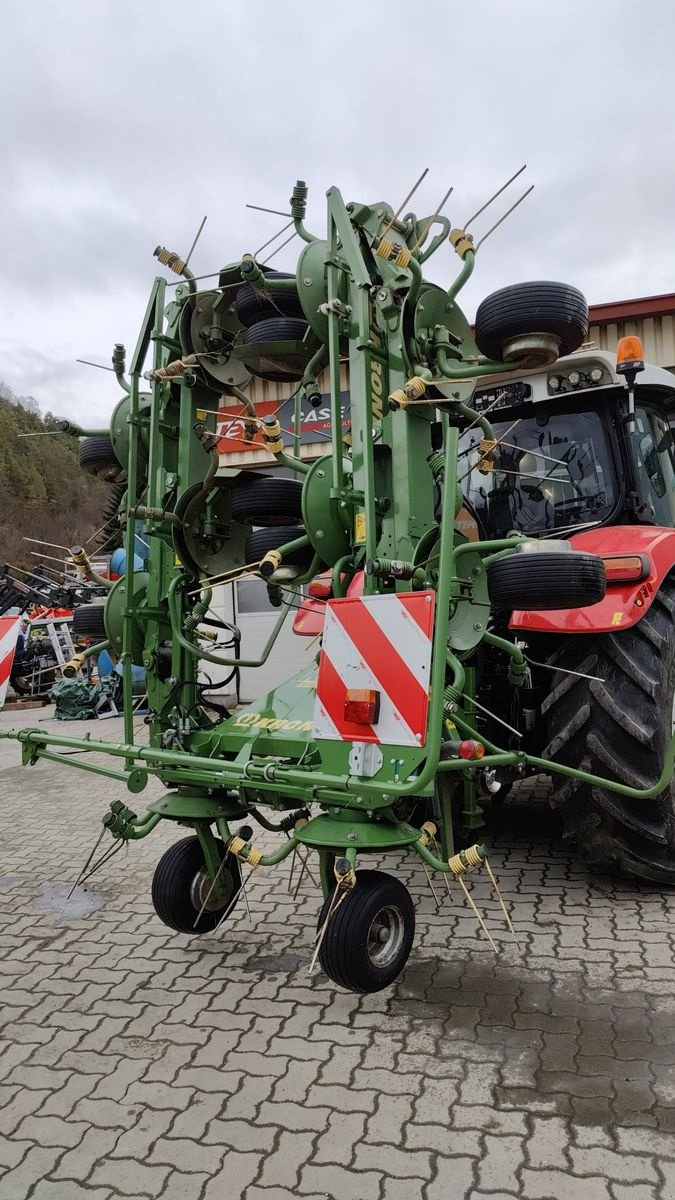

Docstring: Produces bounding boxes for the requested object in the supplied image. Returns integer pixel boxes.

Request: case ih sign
[217,391,350,453]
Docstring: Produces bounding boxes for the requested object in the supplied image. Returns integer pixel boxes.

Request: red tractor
[295,326,675,884]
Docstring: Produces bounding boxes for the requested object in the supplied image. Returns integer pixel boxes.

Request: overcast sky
[2,0,673,423]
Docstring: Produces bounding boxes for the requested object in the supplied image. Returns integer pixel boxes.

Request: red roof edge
[589,293,675,324]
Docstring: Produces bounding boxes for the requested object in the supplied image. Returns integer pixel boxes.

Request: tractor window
[632,408,675,526]
[462,409,617,537]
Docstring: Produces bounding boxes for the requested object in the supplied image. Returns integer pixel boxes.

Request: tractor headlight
[567,369,583,388]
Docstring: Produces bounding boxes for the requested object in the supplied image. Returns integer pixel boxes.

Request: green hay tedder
[7,176,675,992]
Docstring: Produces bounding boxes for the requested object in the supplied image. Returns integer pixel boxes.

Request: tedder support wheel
[231,473,304,527]
[487,551,606,610]
[541,577,675,883]
[245,525,313,569]
[151,835,241,934]
[72,602,107,639]
[78,435,123,482]
[317,870,415,993]
[235,272,305,327]
[474,280,588,362]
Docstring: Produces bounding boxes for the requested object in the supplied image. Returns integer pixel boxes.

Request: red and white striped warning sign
[313,591,435,746]
[0,617,21,709]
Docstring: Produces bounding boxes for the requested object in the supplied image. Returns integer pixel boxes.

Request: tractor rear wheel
[317,870,415,993]
[541,578,675,883]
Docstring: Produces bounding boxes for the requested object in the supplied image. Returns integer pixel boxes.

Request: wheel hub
[366,904,406,969]
[189,866,228,914]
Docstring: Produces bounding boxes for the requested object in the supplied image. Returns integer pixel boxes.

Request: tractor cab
[462,345,675,540]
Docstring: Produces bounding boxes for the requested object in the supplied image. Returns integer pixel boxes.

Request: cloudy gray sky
[2,0,674,423]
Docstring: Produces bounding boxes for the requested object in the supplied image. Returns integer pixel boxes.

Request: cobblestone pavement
[1,708,675,1199]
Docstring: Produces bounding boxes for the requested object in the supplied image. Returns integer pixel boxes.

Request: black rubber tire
[317,870,415,993]
[151,835,241,934]
[241,317,312,382]
[236,271,304,327]
[541,578,675,883]
[78,436,123,482]
[232,473,304,527]
[245,525,312,569]
[487,551,605,611]
[242,317,309,346]
[11,668,55,698]
[72,603,107,638]
[474,281,588,362]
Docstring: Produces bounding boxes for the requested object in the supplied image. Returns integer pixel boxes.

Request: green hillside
[0,384,110,575]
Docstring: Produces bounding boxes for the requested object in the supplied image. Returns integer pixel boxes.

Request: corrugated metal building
[216,292,675,700]
[588,293,675,372]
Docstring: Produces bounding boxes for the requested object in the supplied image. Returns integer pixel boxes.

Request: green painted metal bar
[446,248,476,303]
[124,814,162,839]
[77,639,111,663]
[327,188,379,590]
[275,449,310,475]
[11,717,675,804]
[27,747,140,786]
[293,386,302,460]
[436,347,509,380]
[453,402,495,440]
[326,201,345,497]
[168,576,293,669]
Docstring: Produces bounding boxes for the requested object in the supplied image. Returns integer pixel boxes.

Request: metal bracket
[349,741,383,778]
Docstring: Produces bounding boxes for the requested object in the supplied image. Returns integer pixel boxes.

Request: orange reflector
[602,554,649,583]
[308,573,332,599]
[344,688,380,725]
[616,335,644,374]
[451,739,486,760]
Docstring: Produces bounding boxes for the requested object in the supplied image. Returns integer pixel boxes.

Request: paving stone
[203,1119,277,1153]
[425,1155,476,1199]
[247,1190,328,1200]
[155,1170,211,1200]
[610,1187,661,1200]
[12,1115,88,1148]
[90,1155,172,1195]
[30,1185,114,1200]
[478,1134,525,1192]
[299,1162,382,1198]
[569,1146,658,1184]
[3,740,675,1200]
[0,1137,32,1170]
[522,1167,611,1199]
[201,1151,266,1200]
[0,1146,62,1200]
[166,1094,224,1140]
[525,1115,571,1169]
[257,1130,317,1188]
[381,1178,428,1200]
[50,1127,120,1179]
[311,1110,366,1165]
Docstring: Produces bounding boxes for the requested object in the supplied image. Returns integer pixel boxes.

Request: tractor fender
[509,525,675,634]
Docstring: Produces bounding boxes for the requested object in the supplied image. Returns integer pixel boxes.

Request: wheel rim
[366,904,406,969]
[189,866,227,914]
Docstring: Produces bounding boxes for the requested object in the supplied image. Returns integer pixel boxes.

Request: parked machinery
[5,177,675,992]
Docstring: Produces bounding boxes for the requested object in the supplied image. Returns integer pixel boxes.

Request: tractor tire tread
[541,576,675,882]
